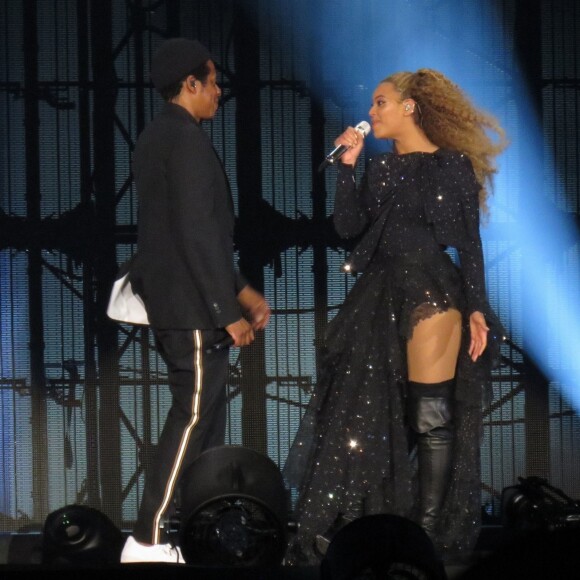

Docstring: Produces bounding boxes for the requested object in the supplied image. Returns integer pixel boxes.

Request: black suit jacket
[131,103,246,329]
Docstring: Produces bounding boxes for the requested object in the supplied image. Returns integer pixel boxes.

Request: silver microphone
[318,121,371,172]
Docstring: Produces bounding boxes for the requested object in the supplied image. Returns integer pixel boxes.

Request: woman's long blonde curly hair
[384,69,508,213]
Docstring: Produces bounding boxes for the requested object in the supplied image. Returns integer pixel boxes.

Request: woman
[284,69,507,564]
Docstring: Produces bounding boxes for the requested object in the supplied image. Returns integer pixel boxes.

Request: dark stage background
[0,0,579,555]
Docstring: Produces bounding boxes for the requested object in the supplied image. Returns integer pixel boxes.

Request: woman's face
[368,82,407,140]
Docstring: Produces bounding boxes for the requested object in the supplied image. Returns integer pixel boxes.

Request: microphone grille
[355,121,371,137]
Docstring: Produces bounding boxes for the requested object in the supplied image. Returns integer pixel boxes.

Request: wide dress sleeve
[425,153,488,315]
[333,163,370,239]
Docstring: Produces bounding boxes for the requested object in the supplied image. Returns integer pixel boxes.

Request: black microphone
[205,335,234,353]
[318,121,371,172]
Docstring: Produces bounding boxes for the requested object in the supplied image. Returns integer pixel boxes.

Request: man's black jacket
[131,103,246,329]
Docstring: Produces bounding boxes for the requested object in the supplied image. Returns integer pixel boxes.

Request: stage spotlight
[501,476,580,533]
[42,504,124,566]
[178,445,289,567]
[320,514,446,580]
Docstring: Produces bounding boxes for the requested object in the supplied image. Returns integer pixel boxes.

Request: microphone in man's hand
[205,335,234,353]
[318,121,371,172]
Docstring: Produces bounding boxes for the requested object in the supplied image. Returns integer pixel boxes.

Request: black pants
[133,328,229,544]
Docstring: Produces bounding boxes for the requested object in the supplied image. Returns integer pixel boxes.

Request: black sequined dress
[283,149,504,564]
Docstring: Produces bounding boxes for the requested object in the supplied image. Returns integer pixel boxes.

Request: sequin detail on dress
[283,150,504,565]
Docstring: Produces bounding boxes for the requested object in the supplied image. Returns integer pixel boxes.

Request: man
[120,37,271,564]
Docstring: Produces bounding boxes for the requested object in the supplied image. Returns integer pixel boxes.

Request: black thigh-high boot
[407,379,455,540]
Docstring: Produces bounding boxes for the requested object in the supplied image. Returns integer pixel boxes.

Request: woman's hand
[469,311,489,362]
[335,126,365,167]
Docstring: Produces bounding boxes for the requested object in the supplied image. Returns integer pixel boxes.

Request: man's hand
[237,285,272,331]
[225,317,255,347]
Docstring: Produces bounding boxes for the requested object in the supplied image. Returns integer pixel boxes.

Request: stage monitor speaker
[320,514,446,580]
[179,445,289,567]
[41,504,124,566]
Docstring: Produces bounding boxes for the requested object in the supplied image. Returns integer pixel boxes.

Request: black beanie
[150,38,211,92]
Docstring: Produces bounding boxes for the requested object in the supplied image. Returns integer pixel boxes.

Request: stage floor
[3,524,577,579]
[0,527,505,579]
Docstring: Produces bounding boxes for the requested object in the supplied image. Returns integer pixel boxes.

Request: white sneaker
[120,535,186,564]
